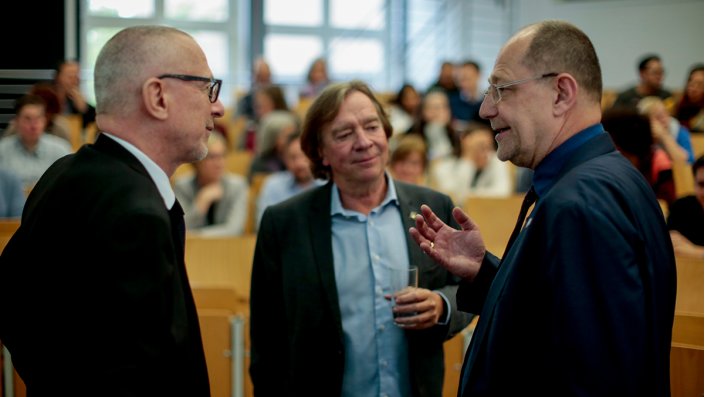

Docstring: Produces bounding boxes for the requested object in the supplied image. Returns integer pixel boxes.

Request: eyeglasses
[483,73,558,104]
[158,74,222,103]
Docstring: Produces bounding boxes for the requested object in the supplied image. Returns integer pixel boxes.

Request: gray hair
[94,25,191,114]
[256,110,299,156]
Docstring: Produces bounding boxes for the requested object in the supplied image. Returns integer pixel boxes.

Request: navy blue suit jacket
[458,133,676,396]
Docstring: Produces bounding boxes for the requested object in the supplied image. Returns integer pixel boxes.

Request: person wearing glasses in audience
[410,20,676,396]
[0,26,224,395]
[612,54,673,110]
[250,80,473,397]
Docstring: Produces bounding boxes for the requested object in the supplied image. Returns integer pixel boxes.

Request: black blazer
[250,180,473,397]
[0,134,210,396]
[458,132,677,396]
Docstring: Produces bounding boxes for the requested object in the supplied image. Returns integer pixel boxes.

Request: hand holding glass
[390,266,419,319]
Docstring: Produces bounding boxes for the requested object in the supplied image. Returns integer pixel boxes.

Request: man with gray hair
[0,25,224,395]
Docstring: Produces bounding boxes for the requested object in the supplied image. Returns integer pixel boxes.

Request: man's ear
[142,78,169,120]
[553,73,578,116]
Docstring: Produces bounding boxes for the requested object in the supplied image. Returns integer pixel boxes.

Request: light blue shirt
[0,134,71,190]
[102,133,175,210]
[255,171,325,230]
[331,176,412,397]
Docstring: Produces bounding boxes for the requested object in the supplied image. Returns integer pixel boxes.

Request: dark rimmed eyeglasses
[158,74,222,103]
[483,72,558,104]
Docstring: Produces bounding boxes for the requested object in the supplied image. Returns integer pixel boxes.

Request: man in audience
[0,94,72,191]
[449,60,485,127]
[250,80,473,397]
[612,54,672,109]
[236,56,272,121]
[410,20,676,395]
[255,132,323,230]
[0,25,224,394]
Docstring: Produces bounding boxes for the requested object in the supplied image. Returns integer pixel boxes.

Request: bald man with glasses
[0,26,224,395]
[411,20,676,396]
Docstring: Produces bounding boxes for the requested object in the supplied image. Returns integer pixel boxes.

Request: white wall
[509,0,704,92]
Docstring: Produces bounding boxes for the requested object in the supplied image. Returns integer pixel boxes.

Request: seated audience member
[612,54,672,110]
[667,155,704,258]
[236,57,273,121]
[448,60,485,129]
[0,95,72,191]
[406,89,458,160]
[0,167,25,218]
[4,83,71,143]
[53,59,96,127]
[430,122,512,204]
[388,134,428,186]
[602,108,675,204]
[240,84,289,152]
[248,110,299,182]
[174,134,249,237]
[427,61,458,97]
[674,63,704,132]
[255,132,324,230]
[637,96,694,163]
[387,83,421,135]
[299,57,330,100]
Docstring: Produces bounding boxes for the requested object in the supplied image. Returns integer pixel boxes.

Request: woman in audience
[248,110,299,182]
[299,57,330,100]
[387,83,421,135]
[637,96,694,163]
[240,84,288,152]
[674,63,704,132]
[52,59,96,127]
[405,88,458,161]
[388,134,428,185]
[667,155,704,258]
[602,108,676,204]
[174,134,249,237]
[430,122,512,204]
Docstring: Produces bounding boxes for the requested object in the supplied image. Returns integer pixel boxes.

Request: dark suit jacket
[458,133,677,396]
[250,180,473,397]
[0,134,210,396]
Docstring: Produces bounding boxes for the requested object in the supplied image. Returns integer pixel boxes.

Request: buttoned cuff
[434,290,452,325]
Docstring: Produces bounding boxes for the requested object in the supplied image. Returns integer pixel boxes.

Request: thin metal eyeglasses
[158,74,223,103]
[483,72,558,104]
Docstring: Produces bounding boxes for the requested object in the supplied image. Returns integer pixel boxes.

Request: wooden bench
[463,195,525,255]
[670,254,704,397]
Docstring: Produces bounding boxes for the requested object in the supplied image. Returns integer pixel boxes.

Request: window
[80,0,240,106]
[262,0,392,95]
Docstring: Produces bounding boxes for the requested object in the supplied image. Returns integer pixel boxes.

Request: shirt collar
[533,123,604,197]
[330,173,399,217]
[102,133,176,209]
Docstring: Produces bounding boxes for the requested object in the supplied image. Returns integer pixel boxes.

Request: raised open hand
[409,204,486,281]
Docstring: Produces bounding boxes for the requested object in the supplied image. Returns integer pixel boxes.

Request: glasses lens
[210,80,221,103]
[492,85,501,103]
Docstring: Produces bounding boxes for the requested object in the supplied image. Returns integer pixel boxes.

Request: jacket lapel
[308,182,344,327]
[395,182,427,272]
